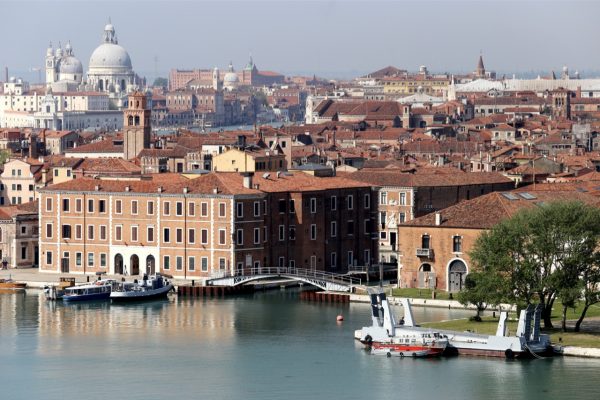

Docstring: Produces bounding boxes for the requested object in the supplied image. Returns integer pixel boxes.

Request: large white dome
[89,43,132,70]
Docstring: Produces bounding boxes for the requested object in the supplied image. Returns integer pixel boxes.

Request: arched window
[134,116,140,126]
[453,236,462,253]
[98,80,104,91]
[128,116,133,126]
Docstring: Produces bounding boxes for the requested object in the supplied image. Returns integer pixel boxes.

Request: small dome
[224,72,239,83]
[89,43,132,70]
[58,56,83,75]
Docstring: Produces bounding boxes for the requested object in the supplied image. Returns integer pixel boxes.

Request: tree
[468,201,600,329]
[457,272,505,321]
[153,77,168,88]
[574,259,600,332]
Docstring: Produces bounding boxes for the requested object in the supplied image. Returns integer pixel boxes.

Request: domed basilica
[45,20,141,108]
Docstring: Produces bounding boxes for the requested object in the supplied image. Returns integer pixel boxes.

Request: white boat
[110,274,173,302]
[355,289,552,359]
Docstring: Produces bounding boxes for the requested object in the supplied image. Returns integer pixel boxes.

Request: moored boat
[62,280,115,302]
[370,333,447,358]
[110,273,173,302]
[0,277,26,290]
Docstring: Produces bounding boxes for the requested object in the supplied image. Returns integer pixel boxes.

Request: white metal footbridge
[206,267,361,292]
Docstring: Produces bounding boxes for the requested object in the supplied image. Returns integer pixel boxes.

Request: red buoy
[336,315,344,322]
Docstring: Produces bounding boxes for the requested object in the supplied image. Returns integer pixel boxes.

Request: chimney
[242,172,253,189]
[41,168,49,185]
[183,187,188,194]
[157,186,163,193]
[435,212,442,226]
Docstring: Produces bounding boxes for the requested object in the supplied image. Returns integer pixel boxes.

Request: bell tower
[123,92,151,159]
[45,42,56,84]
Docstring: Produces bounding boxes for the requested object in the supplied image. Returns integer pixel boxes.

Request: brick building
[397,190,599,292]
[38,171,375,279]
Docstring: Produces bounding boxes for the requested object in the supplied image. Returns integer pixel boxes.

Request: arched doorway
[130,255,140,276]
[146,255,155,275]
[448,259,467,292]
[418,263,435,289]
[114,254,124,275]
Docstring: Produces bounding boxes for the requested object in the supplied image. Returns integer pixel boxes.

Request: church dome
[224,71,239,83]
[89,43,132,70]
[59,55,83,75]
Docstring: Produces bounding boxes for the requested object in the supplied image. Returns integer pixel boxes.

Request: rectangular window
[163,255,170,270]
[400,192,406,205]
[46,223,53,239]
[188,202,195,216]
[365,250,371,266]
[176,202,183,216]
[263,200,267,215]
[99,199,106,213]
[200,229,208,244]
[188,256,195,271]
[364,193,371,209]
[422,235,430,249]
[131,200,138,215]
[176,228,183,243]
[147,226,154,242]
[115,199,122,214]
[399,213,406,223]
[219,258,226,270]
[254,228,260,244]
[88,199,94,213]
[347,195,354,210]
[278,257,285,268]
[201,202,208,217]
[219,202,226,217]
[176,256,183,271]
[100,253,107,268]
[201,257,208,272]
[88,225,94,240]
[453,236,462,253]
[188,228,195,244]
[219,229,226,245]
[236,229,243,245]
[76,252,82,266]
[88,252,94,267]
[146,201,154,215]
[310,255,317,269]
[236,202,244,218]
[380,191,387,205]
[46,197,52,212]
[310,224,317,240]
[62,224,71,239]
[163,228,170,243]
[364,219,371,234]
[62,198,70,212]
[310,198,317,213]
[75,198,82,213]
[289,226,296,240]
[46,251,52,265]
[131,226,138,242]
[331,252,337,269]
[21,246,26,260]
[348,251,354,267]
[115,225,122,241]
[278,199,286,213]
[163,201,170,216]
[347,220,354,235]
[100,225,107,240]
[254,201,261,217]
[279,225,285,241]
[331,221,337,237]
[331,196,337,211]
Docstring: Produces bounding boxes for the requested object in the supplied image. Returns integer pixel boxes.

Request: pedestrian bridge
[206,267,361,292]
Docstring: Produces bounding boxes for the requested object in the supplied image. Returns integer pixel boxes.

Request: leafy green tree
[457,272,505,321]
[574,260,600,332]
[467,201,600,329]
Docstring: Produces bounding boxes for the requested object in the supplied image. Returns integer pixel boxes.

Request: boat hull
[371,343,445,358]
[110,284,173,302]
[0,282,26,290]
[62,292,111,302]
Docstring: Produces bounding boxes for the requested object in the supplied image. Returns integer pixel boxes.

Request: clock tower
[123,92,151,160]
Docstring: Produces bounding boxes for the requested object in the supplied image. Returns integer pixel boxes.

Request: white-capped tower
[45,42,57,84]
[212,67,221,91]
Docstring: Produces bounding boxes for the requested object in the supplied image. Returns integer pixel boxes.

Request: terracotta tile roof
[64,137,123,154]
[348,170,511,187]
[76,158,141,174]
[402,190,600,229]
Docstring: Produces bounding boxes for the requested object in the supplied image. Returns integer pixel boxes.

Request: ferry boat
[110,274,173,302]
[355,289,552,359]
[62,280,115,302]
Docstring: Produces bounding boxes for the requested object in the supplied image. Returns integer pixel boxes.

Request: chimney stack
[435,212,442,226]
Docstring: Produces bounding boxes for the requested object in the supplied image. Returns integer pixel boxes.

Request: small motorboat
[110,273,173,302]
[370,333,447,358]
[0,277,26,290]
[62,279,115,302]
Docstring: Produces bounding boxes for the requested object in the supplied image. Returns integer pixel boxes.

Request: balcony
[416,248,433,258]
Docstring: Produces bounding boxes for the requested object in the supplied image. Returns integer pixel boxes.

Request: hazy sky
[2,0,600,80]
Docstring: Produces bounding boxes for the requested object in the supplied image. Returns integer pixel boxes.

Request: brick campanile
[123,92,151,160]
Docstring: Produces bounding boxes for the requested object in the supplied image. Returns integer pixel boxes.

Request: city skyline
[3,0,600,81]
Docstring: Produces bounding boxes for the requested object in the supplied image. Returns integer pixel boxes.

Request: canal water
[1,289,598,400]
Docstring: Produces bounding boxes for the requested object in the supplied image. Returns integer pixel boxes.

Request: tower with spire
[475,54,486,78]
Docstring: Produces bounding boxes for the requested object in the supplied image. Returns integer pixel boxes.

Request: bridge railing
[209,267,361,286]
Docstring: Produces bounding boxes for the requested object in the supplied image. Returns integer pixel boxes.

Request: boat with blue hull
[62,280,115,302]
